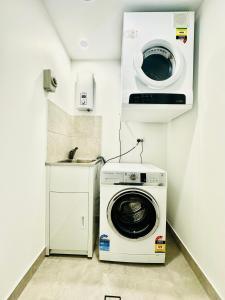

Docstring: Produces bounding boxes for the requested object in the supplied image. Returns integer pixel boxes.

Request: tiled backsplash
[47,101,102,162]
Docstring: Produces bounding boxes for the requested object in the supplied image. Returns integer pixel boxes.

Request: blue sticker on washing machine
[99,234,110,251]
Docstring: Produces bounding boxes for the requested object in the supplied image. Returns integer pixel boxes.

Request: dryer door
[134,39,183,89]
[142,47,175,81]
[108,189,159,240]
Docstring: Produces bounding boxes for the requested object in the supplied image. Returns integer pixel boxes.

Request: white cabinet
[50,192,88,253]
[50,167,89,192]
[46,162,100,257]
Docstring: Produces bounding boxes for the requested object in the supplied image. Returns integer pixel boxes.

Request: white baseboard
[7,248,46,300]
[167,222,221,300]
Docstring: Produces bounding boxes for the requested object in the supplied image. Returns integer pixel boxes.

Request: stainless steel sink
[58,159,73,163]
[75,159,95,163]
[57,159,95,164]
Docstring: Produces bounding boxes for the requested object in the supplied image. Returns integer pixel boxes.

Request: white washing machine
[121,12,195,122]
[99,163,167,264]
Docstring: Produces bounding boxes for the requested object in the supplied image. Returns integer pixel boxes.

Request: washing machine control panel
[101,171,166,186]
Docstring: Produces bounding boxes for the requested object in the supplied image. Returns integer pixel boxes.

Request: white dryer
[121,12,195,122]
[99,163,167,264]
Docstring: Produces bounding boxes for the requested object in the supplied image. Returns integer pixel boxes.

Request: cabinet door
[50,166,89,192]
[50,192,88,251]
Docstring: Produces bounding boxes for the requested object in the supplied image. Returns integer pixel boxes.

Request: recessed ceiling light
[80,39,89,49]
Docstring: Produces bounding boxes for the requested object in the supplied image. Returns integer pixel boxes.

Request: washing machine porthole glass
[109,190,158,239]
[141,47,175,81]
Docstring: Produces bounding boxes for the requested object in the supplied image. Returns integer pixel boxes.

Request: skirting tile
[167,223,221,300]
[7,248,46,300]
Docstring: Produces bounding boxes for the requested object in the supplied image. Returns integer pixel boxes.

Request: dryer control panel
[101,171,166,186]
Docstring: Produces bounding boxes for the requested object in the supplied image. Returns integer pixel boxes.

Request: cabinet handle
[81,216,85,229]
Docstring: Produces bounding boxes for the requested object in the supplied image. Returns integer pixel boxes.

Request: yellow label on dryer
[176,28,187,37]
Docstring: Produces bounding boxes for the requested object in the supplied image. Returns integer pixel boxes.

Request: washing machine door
[134,39,184,89]
[108,189,159,239]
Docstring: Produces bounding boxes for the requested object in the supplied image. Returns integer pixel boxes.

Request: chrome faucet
[68,147,78,160]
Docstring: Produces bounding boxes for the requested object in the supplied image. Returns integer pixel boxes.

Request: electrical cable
[118,119,122,163]
[105,141,140,164]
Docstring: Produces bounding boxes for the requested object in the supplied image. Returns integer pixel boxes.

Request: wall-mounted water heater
[76,72,94,111]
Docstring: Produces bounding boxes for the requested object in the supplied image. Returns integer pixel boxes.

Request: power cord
[118,119,122,163]
[99,116,144,164]
[105,140,141,163]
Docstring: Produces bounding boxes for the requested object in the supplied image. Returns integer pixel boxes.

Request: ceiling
[43,0,203,60]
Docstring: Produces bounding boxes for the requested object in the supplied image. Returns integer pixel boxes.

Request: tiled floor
[19,232,209,300]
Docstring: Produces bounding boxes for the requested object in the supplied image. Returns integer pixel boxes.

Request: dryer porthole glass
[108,189,158,239]
[141,47,175,81]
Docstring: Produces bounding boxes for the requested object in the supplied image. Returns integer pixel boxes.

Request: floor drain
[104,296,121,300]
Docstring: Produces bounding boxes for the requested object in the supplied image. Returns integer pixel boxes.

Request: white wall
[0,1,72,299]
[72,61,167,167]
[167,0,225,298]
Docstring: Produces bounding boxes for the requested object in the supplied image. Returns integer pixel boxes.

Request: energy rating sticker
[155,235,166,253]
[176,28,188,43]
[99,234,110,251]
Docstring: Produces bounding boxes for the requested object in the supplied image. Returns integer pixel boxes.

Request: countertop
[45,159,101,167]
